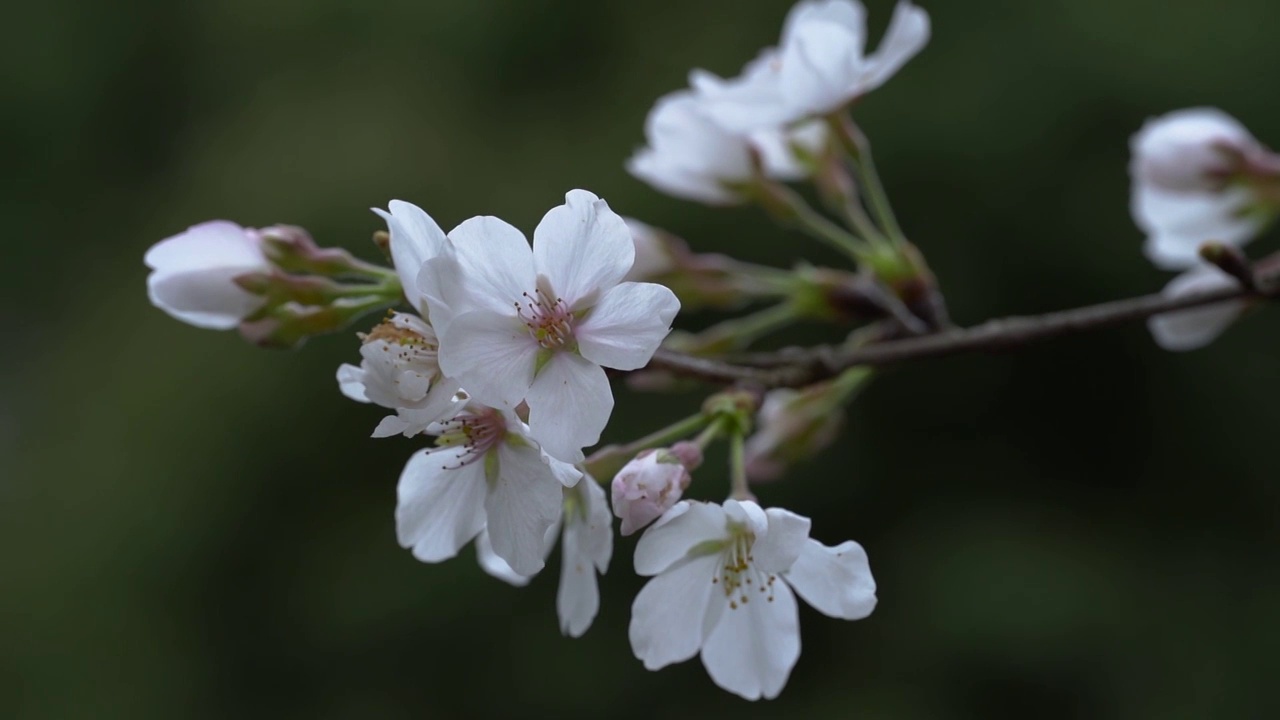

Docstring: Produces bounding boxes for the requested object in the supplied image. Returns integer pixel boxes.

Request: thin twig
[646,262,1275,388]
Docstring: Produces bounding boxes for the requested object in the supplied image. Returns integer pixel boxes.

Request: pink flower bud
[611,449,693,536]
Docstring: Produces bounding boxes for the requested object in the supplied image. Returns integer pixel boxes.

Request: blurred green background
[5,0,1280,717]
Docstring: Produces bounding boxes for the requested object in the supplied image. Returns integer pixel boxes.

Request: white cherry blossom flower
[145,220,271,329]
[1147,265,1249,352]
[627,91,828,205]
[396,402,581,577]
[629,500,876,700]
[337,312,462,437]
[1131,108,1279,269]
[476,476,614,637]
[430,190,680,462]
[692,0,931,133]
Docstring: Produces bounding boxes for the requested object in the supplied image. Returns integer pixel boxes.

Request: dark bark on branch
[646,263,1275,388]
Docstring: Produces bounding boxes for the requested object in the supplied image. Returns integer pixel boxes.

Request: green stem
[828,112,906,246]
[694,416,727,450]
[690,303,799,354]
[582,412,713,481]
[753,180,872,263]
[814,160,891,246]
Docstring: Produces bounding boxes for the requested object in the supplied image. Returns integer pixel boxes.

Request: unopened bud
[745,380,855,483]
[611,449,694,536]
[144,220,271,331]
[1132,108,1273,193]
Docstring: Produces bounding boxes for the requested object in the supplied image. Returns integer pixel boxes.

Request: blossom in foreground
[373,200,450,317]
[430,190,680,462]
[1131,108,1280,269]
[627,91,828,205]
[611,443,701,536]
[336,312,461,437]
[1147,265,1249,351]
[476,477,613,637]
[396,402,581,576]
[692,0,931,133]
[630,500,876,700]
[145,220,272,329]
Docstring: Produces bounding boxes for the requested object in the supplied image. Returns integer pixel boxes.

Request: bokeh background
[5,0,1280,717]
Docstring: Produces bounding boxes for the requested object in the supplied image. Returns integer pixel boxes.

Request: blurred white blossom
[145,220,271,329]
[691,0,930,133]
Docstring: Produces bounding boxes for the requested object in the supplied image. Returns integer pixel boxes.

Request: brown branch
[647,259,1276,389]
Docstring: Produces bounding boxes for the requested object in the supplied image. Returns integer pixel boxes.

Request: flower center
[433,406,506,469]
[713,528,778,610]
[363,316,440,368]
[515,278,574,350]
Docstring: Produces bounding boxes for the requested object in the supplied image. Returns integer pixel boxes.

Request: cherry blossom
[476,477,613,637]
[144,220,271,329]
[1131,108,1279,269]
[627,90,828,205]
[396,402,581,577]
[429,190,680,462]
[629,500,876,700]
[336,312,461,437]
[691,0,931,133]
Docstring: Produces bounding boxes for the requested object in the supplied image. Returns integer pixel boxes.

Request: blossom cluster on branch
[143,0,1280,702]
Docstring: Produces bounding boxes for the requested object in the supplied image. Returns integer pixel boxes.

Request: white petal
[634,501,728,576]
[628,554,721,669]
[484,443,565,576]
[784,538,877,620]
[1135,185,1263,269]
[447,215,536,313]
[417,255,466,330]
[147,267,267,329]
[859,1,930,93]
[437,309,538,410]
[476,527,535,587]
[700,574,800,700]
[558,482,612,638]
[144,220,263,272]
[576,282,680,370]
[782,0,866,46]
[524,352,613,463]
[373,201,448,310]
[1148,267,1248,351]
[780,20,858,117]
[533,190,634,309]
[336,363,370,403]
[752,508,812,573]
[627,149,741,205]
[395,447,488,563]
